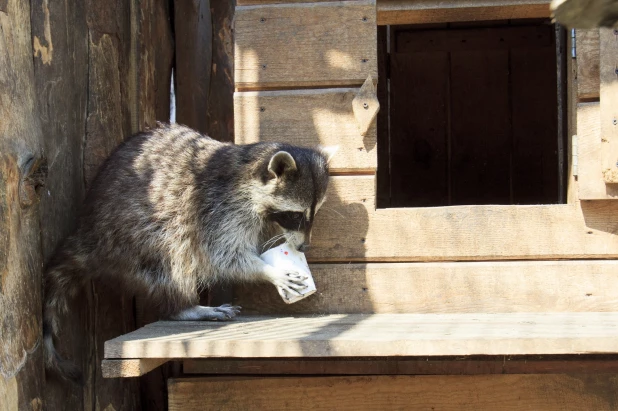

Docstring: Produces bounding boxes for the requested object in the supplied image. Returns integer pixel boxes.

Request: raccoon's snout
[297,243,310,252]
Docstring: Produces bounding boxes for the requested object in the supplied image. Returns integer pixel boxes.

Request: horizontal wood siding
[168,375,618,410]
[234,1,377,89]
[377,0,551,25]
[234,260,618,314]
[304,175,618,261]
[234,88,376,173]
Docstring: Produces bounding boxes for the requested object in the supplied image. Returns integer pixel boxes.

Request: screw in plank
[260,107,265,112]
[614,29,618,35]
[262,64,267,69]
[614,118,617,126]
[362,16,368,22]
[363,102,368,109]
[361,58,368,63]
[260,17,265,22]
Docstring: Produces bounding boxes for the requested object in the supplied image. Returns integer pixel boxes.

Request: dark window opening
[376,20,568,208]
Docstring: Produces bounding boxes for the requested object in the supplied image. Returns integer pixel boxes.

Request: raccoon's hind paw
[171,305,241,321]
[214,304,242,319]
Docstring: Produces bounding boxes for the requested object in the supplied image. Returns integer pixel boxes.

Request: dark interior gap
[377,19,566,209]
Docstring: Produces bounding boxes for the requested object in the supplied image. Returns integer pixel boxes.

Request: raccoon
[43,123,335,382]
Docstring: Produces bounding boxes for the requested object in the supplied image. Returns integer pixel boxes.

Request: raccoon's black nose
[297,244,310,252]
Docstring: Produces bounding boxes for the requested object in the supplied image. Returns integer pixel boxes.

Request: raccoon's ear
[268,151,297,179]
[319,146,338,164]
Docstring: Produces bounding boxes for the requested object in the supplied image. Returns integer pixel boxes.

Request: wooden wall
[1,0,233,409]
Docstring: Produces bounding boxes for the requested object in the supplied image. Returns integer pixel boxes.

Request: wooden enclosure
[4,0,618,410]
[0,0,232,409]
[102,1,618,410]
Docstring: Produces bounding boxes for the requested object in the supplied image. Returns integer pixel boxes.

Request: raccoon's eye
[271,211,305,230]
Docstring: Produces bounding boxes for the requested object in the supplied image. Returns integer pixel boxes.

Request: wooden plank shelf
[103,313,618,377]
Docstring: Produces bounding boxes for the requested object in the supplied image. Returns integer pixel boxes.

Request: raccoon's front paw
[265,267,309,297]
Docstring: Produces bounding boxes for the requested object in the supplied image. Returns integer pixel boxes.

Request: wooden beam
[168,375,618,410]
[234,260,618,314]
[306,176,618,262]
[576,102,618,198]
[377,0,551,26]
[600,28,618,183]
[183,356,618,375]
[235,1,377,90]
[576,29,600,101]
[234,89,377,174]
[102,359,169,378]
[106,313,618,359]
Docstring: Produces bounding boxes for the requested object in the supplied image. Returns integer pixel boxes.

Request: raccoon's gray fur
[44,123,335,383]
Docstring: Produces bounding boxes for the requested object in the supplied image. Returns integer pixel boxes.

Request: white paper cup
[260,243,317,304]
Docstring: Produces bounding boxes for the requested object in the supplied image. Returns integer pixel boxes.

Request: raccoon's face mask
[264,147,336,252]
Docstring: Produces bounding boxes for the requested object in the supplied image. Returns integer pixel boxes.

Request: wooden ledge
[103,313,618,377]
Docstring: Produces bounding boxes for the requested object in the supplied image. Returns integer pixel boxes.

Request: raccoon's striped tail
[43,252,86,385]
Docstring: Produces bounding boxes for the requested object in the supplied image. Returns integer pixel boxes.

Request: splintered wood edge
[102,358,169,378]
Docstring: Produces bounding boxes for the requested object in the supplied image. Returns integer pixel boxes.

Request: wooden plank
[206,0,236,143]
[234,260,618,314]
[183,355,618,374]
[106,313,618,359]
[0,0,45,407]
[102,359,168,378]
[577,102,618,198]
[234,89,377,173]
[168,375,618,410]
[376,25,390,207]
[576,29,600,101]
[511,42,560,204]
[600,28,618,183]
[234,1,377,89]
[174,0,212,134]
[306,176,618,261]
[378,0,551,26]
[451,49,510,204]
[389,52,449,207]
[30,0,89,408]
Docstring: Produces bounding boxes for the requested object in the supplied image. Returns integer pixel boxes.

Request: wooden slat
[234,1,377,90]
[234,260,618,314]
[168,375,618,410]
[306,175,618,261]
[600,28,618,183]
[102,359,168,378]
[377,0,551,26]
[376,25,390,206]
[106,313,618,359]
[234,89,376,173]
[577,102,618,198]
[183,356,618,374]
[576,29,600,101]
